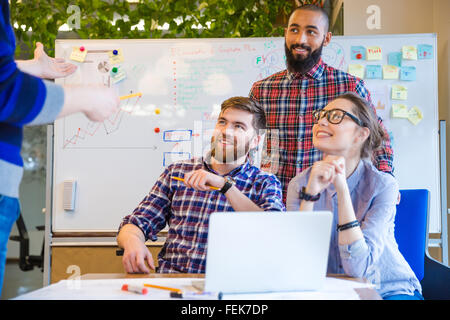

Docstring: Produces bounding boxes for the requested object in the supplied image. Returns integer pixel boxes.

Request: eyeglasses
[312,108,365,127]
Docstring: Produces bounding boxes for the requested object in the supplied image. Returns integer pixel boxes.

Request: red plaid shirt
[249,58,394,201]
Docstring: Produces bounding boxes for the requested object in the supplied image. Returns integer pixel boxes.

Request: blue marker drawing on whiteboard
[163,152,191,167]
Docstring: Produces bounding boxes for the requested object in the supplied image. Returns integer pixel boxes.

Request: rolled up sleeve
[338,179,398,278]
[256,174,286,211]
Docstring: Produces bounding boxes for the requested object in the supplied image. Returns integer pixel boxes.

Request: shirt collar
[286,58,325,81]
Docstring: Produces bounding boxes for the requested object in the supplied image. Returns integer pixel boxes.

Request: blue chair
[395,189,450,299]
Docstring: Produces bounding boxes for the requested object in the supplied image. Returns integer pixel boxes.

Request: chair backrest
[394,189,430,281]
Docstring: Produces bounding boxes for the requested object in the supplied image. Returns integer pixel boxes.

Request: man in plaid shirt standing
[250,5,394,201]
[117,97,284,274]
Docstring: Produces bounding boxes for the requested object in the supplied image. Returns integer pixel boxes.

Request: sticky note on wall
[351,46,366,60]
[109,49,124,65]
[391,85,408,100]
[383,65,399,80]
[348,64,365,79]
[388,52,402,67]
[418,44,433,59]
[366,46,382,60]
[110,66,127,84]
[400,66,416,81]
[408,106,423,125]
[69,46,87,62]
[391,104,409,118]
[402,46,418,60]
[366,65,382,79]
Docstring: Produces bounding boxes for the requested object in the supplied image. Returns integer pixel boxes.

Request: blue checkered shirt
[119,157,285,273]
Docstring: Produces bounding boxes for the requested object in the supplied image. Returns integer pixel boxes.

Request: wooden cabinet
[50,243,163,283]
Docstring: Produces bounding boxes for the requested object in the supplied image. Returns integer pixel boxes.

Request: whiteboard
[52,34,441,233]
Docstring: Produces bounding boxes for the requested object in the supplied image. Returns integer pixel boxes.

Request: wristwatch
[219,176,235,194]
[298,186,320,202]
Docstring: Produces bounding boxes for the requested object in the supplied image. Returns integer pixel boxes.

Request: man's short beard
[285,40,324,74]
[210,134,251,164]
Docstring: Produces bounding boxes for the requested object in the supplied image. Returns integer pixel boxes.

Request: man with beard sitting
[249,4,394,202]
[116,97,285,274]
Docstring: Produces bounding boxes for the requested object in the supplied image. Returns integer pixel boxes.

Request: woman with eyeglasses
[286,92,423,300]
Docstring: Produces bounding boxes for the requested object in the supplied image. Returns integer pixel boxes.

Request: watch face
[226,176,235,184]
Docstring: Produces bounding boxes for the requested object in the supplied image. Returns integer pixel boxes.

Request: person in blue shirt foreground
[286,92,423,300]
[0,0,120,297]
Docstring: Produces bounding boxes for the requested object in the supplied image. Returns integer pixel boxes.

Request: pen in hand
[171,176,221,190]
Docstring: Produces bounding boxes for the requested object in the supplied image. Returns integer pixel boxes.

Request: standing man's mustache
[290,43,312,52]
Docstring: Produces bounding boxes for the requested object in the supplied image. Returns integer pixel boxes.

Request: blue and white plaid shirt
[119,156,285,273]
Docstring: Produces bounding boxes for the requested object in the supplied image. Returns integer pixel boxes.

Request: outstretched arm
[16,42,77,79]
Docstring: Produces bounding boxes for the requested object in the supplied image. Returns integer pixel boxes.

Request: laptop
[203,211,333,294]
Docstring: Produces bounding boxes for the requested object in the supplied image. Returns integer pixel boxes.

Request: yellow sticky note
[69,46,87,62]
[109,49,124,65]
[402,46,418,60]
[366,46,383,60]
[391,104,409,118]
[348,64,365,79]
[383,65,399,80]
[408,106,423,125]
[391,85,408,100]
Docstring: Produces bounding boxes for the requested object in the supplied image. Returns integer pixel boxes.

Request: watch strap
[337,220,360,232]
[219,176,234,194]
[299,186,320,202]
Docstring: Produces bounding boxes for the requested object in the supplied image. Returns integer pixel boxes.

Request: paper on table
[348,64,365,79]
[222,277,374,300]
[14,278,193,300]
[408,106,423,125]
[14,277,375,300]
[391,85,408,100]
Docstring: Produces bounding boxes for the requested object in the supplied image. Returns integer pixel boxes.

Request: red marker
[154,127,160,133]
[356,53,362,59]
[79,46,85,52]
[121,284,148,295]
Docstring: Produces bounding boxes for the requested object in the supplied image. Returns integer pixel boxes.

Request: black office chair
[8,212,44,272]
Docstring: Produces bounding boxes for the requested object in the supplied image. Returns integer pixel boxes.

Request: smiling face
[210,107,260,164]
[312,98,369,158]
[284,8,331,74]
